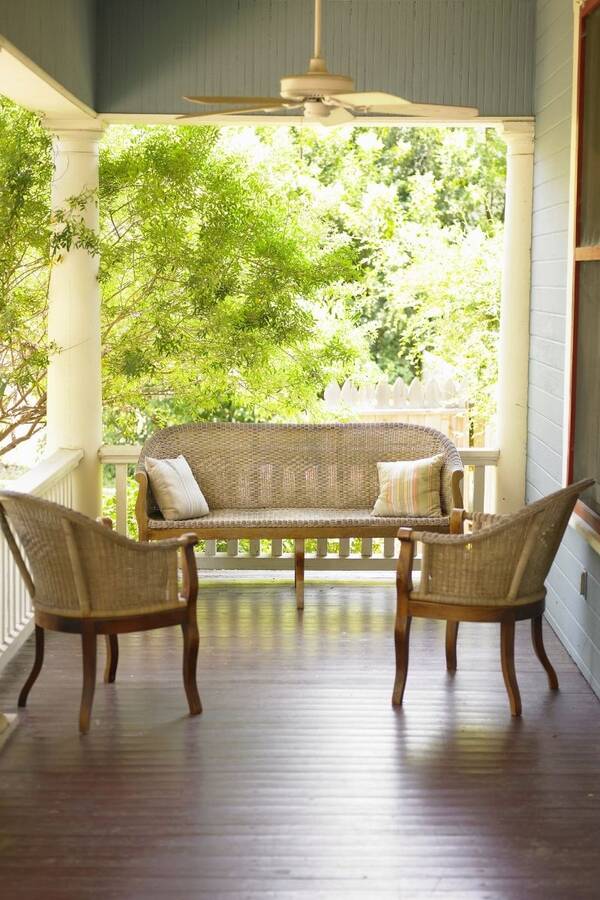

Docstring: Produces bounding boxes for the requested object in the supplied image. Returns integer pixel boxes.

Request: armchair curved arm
[75,521,198,616]
[398,508,541,606]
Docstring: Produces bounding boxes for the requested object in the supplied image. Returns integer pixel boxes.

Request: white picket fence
[99,444,499,571]
[324,376,469,446]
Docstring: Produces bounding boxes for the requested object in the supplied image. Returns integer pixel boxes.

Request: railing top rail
[7,448,83,497]
[99,444,142,464]
[99,444,500,466]
[459,448,500,465]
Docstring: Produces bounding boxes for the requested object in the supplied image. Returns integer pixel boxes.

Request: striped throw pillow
[371,455,444,517]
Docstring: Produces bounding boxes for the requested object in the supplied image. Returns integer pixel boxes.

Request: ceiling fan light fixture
[280,71,355,101]
[303,100,334,121]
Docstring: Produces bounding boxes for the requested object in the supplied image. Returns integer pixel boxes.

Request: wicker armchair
[392,479,594,716]
[0,491,202,733]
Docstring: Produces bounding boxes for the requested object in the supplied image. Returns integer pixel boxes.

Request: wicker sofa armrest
[134,470,150,542]
[446,456,464,510]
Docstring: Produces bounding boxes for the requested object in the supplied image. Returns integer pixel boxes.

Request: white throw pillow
[145,455,209,520]
[371,455,444,517]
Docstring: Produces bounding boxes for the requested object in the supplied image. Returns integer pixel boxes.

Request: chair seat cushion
[147,507,450,532]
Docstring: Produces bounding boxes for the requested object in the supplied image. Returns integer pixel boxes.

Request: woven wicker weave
[0,491,182,618]
[146,508,451,532]
[136,422,463,523]
[410,479,594,607]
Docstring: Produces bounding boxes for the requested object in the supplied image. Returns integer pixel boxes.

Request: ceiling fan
[179,0,479,126]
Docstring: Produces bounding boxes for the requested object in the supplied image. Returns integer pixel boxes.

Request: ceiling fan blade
[321,107,355,127]
[177,103,299,122]
[330,92,479,118]
[329,92,410,108]
[366,102,479,118]
[184,96,286,106]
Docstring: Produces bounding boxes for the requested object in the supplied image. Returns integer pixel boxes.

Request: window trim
[568,0,600,534]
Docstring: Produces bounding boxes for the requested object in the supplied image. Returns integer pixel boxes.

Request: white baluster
[361,537,373,558]
[473,465,486,513]
[339,538,350,558]
[115,463,128,535]
[205,539,217,559]
[271,539,282,558]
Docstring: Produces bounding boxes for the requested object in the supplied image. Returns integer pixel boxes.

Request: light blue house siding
[528,0,600,696]
[0,0,96,109]
[96,0,535,117]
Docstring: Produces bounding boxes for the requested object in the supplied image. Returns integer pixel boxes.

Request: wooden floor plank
[1,579,599,899]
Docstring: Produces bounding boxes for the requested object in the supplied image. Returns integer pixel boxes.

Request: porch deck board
[1,579,599,899]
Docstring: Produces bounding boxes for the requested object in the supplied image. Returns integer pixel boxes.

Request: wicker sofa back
[137,421,462,515]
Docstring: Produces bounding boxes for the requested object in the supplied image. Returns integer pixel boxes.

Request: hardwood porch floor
[1,578,599,899]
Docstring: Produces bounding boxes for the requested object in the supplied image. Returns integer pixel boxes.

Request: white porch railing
[100,445,499,570]
[0,448,83,674]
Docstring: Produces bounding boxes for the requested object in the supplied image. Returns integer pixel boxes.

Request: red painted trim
[567,264,580,484]
[567,1,599,511]
[582,0,600,19]
[574,500,600,537]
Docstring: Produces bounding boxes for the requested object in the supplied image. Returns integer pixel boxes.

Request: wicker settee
[135,422,464,608]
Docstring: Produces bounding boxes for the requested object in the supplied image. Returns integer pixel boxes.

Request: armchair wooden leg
[500,618,521,717]
[80,628,97,734]
[182,620,202,716]
[531,614,559,690]
[103,634,119,684]
[295,540,305,611]
[445,620,459,672]
[392,615,412,706]
[18,625,44,708]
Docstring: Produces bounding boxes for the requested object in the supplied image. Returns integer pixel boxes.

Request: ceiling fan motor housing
[280,70,355,101]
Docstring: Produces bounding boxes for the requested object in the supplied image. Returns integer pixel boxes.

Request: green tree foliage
[1,98,505,455]
[227,125,505,427]
[99,126,371,441]
[0,99,53,455]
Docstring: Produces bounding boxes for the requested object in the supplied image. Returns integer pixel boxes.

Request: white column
[46,126,104,518]
[495,121,535,514]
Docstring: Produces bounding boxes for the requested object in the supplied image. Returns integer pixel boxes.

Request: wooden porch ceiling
[1,579,599,898]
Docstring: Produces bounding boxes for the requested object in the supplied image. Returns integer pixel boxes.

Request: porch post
[496,121,535,513]
[46,126,104,518]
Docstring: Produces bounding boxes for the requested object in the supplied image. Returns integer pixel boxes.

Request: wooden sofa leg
[531,614,559,690]
[500,617,522,717]
[445,620,459,672]
[18,625,44,707]
[295,540,305,611]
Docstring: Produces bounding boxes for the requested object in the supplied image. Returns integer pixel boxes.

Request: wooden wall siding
[95,0,535,116]
[0,0,96,109]
[528,0,600,698]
